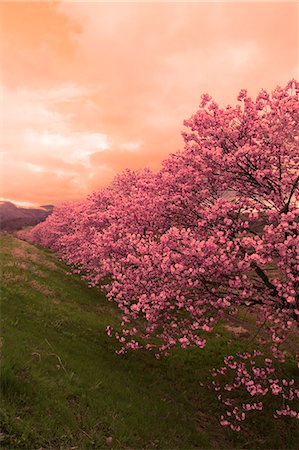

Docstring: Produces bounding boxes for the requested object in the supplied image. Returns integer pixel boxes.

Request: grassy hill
[1,234,298,449]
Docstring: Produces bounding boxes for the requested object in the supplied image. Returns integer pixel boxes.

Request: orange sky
[0,1,298,206]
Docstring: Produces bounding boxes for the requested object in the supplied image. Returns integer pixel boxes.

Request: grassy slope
[0,234,298,449]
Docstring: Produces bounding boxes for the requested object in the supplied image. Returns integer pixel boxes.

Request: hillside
[0,202,53,232]
[0,234,298,449]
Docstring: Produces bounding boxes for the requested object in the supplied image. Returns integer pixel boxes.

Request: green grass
[0,234,298,449]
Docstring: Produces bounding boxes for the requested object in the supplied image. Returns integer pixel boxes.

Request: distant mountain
[40,205,55,211]
[0,201,54,232]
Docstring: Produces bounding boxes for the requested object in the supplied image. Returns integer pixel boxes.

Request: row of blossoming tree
[19,81,299,430]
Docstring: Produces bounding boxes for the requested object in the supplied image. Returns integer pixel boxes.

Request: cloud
[0,1,297,204]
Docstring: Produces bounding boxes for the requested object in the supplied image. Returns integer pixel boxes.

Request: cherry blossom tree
[104,80,299,358]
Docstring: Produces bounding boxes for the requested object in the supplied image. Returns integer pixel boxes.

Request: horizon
[1,1,298,205]
[0,199,53,208]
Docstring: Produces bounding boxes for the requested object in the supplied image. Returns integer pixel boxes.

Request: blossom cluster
[212,351,299,431]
